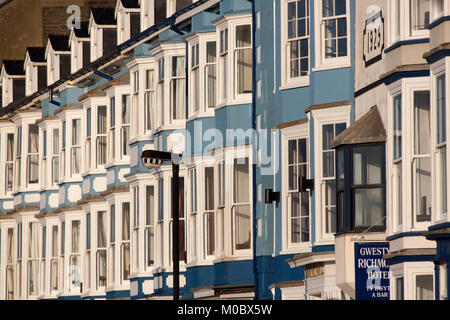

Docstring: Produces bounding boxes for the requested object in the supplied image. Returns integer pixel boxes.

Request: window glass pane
[325,180,336,233]
[353,145,382,185]
[437,74,446,144]
[415,158,432,221]
[234,204,251,250]
[146,186,154,226]
[97,211,107,248]
[122,203,130,241]
[337,149,344,187]
[234,158,249,203]
[354,188,383,228]
[87,109,91,137]
[28,125,39,153]
[416,274,434,300]
[71,221,80,253]
[122,95,130,124]
[414,91,431,154]
[411,0,430,30]
[205,167,214,211]
[206,42,216,63]
[396,277,404,300]
[394,94,402,159]
[110,205,115,243]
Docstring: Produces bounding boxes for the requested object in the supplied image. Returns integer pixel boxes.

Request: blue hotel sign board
[354,242,390,300]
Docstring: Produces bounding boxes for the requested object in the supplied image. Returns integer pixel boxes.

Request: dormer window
[141,0,167,29]
[90,8,117,61]
[25,47,47,96]
[70,22,91,73]
[116,0,141,44]
[1,60,26,105]
[46,35,71,85]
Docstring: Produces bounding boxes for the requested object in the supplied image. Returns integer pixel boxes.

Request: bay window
[287,0,310,80]
[109,97,116,162]
[52,129,60,185]
[6,228,15,300]
[145,186,155,269]
[144,70,155,132]
[191,43,200,114]
[27,124,39,185]
[235,25,252,95]
[27,222,40,297]
[322,123,346,234]
[96,106,107,167]
[205,41,217,109]
[50,225,58,293]
[171,56,186,121]
[232,158,251,252]
[287,138,310,244]
[71,119,81,175]
[436,74,447,217]
[413,91,431,223]
[69,220,81,292]
[352,145,384,229]
[204,167,215,257]
[121,95,130,158]
[336,143,386,232]
[322,0,348,59]
[5,133,14,192]
[121,203,130,283]
[188,168,197,261]
[219,28,228,103]
[96,211,107,289]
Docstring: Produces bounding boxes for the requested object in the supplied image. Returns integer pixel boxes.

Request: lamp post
[141,150,182,301]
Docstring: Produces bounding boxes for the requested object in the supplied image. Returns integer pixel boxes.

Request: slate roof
[92,8,117,25]
[2,60,25,75]
[74,21,90,38]
[121,0,140,9]
[26,47,46,63]
[48,35,70,52]
[331,105,386,148]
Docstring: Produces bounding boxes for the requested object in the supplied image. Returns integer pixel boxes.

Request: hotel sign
[354,242,390,300]
[363,6,384,67]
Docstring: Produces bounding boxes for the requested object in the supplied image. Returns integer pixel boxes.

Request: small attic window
[13,78,25,101]
[130,12,140,38]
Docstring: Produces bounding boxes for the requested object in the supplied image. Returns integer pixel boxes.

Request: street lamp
[141,150,182,301]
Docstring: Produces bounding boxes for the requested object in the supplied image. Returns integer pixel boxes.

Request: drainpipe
[249,0,258,300]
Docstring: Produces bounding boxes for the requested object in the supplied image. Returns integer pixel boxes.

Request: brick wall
[0,0,118,64]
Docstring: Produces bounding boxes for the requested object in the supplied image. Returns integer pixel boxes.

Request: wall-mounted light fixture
[265,189,280,204]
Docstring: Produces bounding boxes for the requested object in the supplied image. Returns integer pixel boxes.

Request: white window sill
[313,238,335,247]
[212,254,253,264]
[312,61,351,72]
[279,77,310,91]
[279,244,312,256]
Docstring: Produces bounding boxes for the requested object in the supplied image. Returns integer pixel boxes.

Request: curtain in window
[97,212,107,248]
[122,204,130,241]
[7,229,14,263]
[233,158,250,250]
[72,221,80,253]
